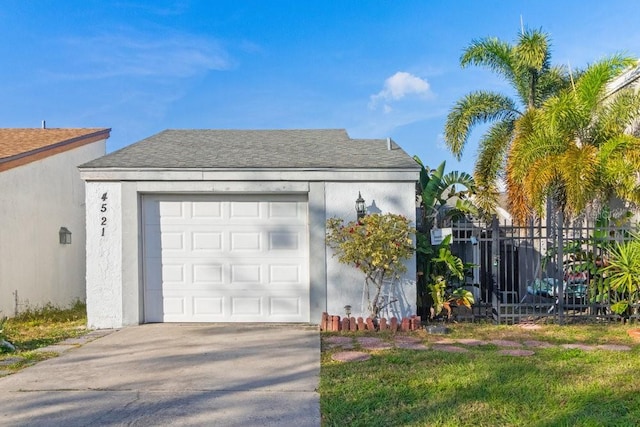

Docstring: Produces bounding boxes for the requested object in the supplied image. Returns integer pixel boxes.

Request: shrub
[326,213,415,320]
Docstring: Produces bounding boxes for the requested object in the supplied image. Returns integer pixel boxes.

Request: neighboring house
[0,127,110,316]
[79,129,420,328]
[607,61,640,97]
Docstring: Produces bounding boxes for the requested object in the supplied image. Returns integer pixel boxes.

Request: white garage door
[143,194,309,322]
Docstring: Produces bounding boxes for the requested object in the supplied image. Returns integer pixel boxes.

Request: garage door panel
[163,296,186,316]
[193,297,224,316]
[161,232,185,251]
[268,201,301,218]
[192,264,223,284]
[269,264,302,285]
[162,264,186,284]
[268,231,300,250]
[230,264,262,285]
[159,201,185,219]
[230,232,262,251]
[191,201,222,218]
[270,297,301,316]
[229,201,261,218]
[143,194,309,323]
[192,232,223,251]
[231,297,262,316]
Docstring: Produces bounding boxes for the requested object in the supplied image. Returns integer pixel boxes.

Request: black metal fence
[443,212,638,324]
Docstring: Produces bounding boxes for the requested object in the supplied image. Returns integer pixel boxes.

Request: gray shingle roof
[80,129,419,169]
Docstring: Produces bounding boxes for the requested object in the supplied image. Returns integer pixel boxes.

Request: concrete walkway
[0,323,321,426]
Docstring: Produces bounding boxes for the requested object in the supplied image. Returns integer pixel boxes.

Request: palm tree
[413,156,477,318]
[507,55,640,223]
[414,156,477,229]
[444,28,568,215]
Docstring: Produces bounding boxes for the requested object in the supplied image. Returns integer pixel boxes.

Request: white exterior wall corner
[308,182,327,323]
[85,181,123,328]
[324,182,417,320]
[0,140,105,317]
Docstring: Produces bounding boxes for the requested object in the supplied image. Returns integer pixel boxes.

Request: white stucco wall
[0,140,105,316]
[324,182,417,320]
[85,181,123,329]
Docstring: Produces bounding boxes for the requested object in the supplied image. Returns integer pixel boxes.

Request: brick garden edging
[320,312,421,332]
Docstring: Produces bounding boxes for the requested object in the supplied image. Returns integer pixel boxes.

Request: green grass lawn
[0,301,88,372]
[320,323,640,427]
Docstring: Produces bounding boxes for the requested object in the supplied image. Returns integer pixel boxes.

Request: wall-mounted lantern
[355,191,366,220]
[344,305,352,317]
[59,227,72,245]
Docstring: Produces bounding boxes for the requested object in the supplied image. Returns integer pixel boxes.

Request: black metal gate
[445,212,637,324]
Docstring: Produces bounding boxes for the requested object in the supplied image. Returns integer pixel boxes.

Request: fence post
[557,209,564,323]
[491,215,501,324]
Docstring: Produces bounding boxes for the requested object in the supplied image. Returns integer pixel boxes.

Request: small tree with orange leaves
[326,213,415,320]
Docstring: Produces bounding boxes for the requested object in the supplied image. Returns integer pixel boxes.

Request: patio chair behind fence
[444,212,638,325]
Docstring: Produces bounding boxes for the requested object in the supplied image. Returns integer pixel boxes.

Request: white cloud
[369,71,432,111]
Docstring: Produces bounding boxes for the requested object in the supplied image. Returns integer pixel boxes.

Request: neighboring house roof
[80,129,419,170]
[0,128,111,172]
[607,61,640,95]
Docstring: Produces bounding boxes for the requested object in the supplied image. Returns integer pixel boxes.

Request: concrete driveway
[0,323,320,426]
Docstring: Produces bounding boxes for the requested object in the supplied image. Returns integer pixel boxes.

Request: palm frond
[559,144,599,215]
[523,156,560,216]
[575,54,636,110]
[539,90,587,139]
[505,160,532,224]
[474,120,515,180]
[536,65,570,106]
[508,109,563,179]
[460,36,514,78]
[595,88,640,143]
[514,28,549,72]
[448,199,479,221]
[444,91,520,158]
[441,170,476,194]
[599,135,640,203]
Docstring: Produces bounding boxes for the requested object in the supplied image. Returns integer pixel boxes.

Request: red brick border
[319,312,421,332]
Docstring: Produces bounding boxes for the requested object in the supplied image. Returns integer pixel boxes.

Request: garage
[80,129,419,328]
[143,194,309,322]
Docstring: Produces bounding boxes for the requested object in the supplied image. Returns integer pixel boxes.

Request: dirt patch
[523,340,555,348]
[394,335,423,344]
[432,338,457,345]
[489,340,522,348]
[396,342,429,350]
[431,345,470,353]
[561,343,596,351]
[456,338,487,346]
[596,344,632,351]
[324,336,354,350]
[332,351,371,362]
[357,337,392,351]
[499,349,535,356]
[324,336,353,345]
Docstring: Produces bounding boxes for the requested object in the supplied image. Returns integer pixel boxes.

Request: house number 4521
[100,192,108,237]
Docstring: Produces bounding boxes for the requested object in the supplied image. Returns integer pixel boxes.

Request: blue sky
[1,1,639,173]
